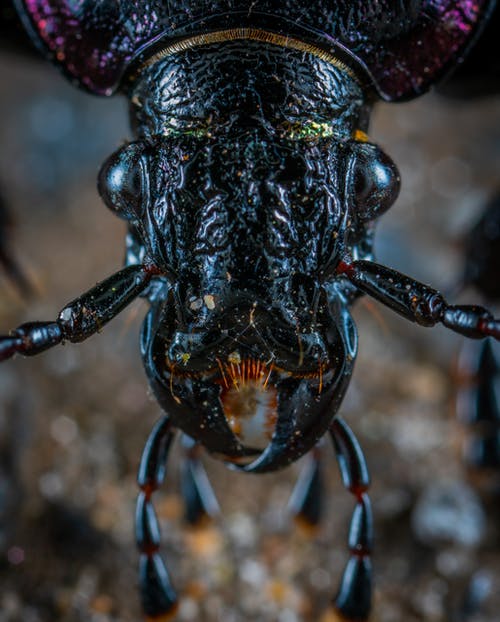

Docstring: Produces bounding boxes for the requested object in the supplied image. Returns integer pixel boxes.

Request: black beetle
[0,2,499,621]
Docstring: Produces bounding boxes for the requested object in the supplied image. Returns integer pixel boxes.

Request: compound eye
[98,142,149,221]
[348,143,400,221]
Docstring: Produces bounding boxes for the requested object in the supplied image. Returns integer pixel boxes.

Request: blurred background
[0,23,499,622]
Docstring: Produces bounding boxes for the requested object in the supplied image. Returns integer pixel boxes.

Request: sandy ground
[0,49,499,622]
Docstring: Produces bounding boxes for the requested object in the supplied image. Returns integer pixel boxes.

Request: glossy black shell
[15,0,495,99]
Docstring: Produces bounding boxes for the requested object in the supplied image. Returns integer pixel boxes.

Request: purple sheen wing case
[14,0,162,95]
[362,0,498,101]
[14,0,496,99]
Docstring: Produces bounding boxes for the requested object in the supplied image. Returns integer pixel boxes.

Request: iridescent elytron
[2,2,499,620]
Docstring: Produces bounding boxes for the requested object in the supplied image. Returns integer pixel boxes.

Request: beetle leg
[0,192,32,297]
[180,434,219,526]
[337,259,500,340]
[0,241,33,298]
[136,416,178,621]
[458,571,493,622]
[0,264,156,361]
[326,417,373,622]
[457,338,500,474]
[288,446,323,533]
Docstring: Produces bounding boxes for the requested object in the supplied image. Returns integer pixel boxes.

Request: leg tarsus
[137,417,173,491]
[0,193,33,298]
[443,305,499,340]
[136,490,161,552]
[180,436,219,526]
[329,418,373,621]
[289,449,323,531]
[139,553,178,621]
[348,494,373,554]
[136,417,178,620]
[0,321,63,361]
[0,246,34,298]
[330,418,370,494]
[457,571,493,622]
[457,338,500,472]
[334,556,372,621]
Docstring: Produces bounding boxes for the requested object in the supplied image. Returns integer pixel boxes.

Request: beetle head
[98,127,399,471]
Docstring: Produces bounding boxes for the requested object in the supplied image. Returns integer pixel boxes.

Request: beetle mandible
[1,2,499,621]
